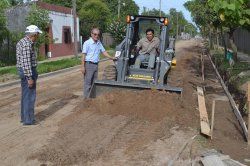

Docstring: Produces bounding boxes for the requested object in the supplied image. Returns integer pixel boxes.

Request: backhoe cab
[89,15,181,98]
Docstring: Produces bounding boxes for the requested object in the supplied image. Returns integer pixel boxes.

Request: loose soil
[0,39,249,166]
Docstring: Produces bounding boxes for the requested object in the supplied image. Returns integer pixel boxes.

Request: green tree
[208,0,250,61]
[167,8,193,37]
[42,0,72,7]
[25,4,50,31]
[107,18,126,43]
[104,0,139,20]
[42,0,86,11]
[0,1,8,45]
[25,4,50,53]
[184,0,216,35]
[141,8,167,17]
[184,0,221,52]
[10,0,23,5]
[78,0,110,40]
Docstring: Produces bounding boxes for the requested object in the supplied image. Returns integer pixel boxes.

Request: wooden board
[211,100,215,139]
[207,54,248,140]
[248,82,250,145]
[197,87,211,136]
[248,82,250,102]
[201,54,205,81]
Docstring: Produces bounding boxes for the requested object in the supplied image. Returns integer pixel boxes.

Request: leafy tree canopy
[141,8,167,17]
[42,0,86,11]
[25,4,50,31]
[2,0,24,6]
[208,0,250,32]
[184,0,217,29]
[104,0,139,20]
[167,8,196,36]
[0,1,10,44]
[25,4,50,47]
[78,0,110,40]
[107,18,126,43]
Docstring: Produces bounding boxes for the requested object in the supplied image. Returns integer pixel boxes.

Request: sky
[133,0,192,23]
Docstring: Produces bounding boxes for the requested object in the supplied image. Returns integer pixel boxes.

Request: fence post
[248,82,250,145]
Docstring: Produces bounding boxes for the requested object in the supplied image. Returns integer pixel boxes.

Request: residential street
[0,40,249,165]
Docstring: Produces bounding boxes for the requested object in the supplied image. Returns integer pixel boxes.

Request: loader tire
[103,65,117,80]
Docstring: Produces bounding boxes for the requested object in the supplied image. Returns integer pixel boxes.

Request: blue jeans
[17,67,38,124]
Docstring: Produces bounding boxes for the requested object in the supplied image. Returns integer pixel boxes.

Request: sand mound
[82,90,183,121]
[29,90,198,165]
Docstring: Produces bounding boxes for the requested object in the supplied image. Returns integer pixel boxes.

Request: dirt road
[0,40,249,166]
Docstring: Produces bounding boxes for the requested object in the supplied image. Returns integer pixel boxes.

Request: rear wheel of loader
[103,65,117,80]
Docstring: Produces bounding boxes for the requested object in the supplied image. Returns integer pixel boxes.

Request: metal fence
[102,33,114,48]
[0,33,18,67]
[210,28,250,55]
[233,28,250,55]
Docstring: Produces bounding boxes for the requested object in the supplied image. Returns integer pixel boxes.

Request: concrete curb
[0,58,110,89]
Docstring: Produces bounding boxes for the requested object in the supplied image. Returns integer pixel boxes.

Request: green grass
[37,58,81,74]
[0,66,17,75]
[0,48,116,77]
[0,57,81,77]
[211,50,250,93]
[214,55,249,76]
[212,51,249,76]
[100,49,116,59]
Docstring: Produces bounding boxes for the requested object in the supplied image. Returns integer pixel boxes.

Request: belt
[85,61,98,65]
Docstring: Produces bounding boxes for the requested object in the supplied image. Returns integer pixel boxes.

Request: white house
[5,1,80,58]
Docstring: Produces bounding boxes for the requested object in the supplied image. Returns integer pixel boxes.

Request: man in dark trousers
[81,28,115,98]
[16,25,42,125]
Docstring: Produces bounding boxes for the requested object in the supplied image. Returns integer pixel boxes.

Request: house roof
[36,1,72,15]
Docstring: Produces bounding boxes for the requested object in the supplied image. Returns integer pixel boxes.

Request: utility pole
[159,0,162,17]
[72,0,78,57]
[248,82,250,145]
[118,0,121,18]
[176,12,179,39]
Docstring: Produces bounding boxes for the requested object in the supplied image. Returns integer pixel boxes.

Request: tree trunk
[209,28,212,49]
[216,28,219,49]
[228,28,238,62]
[221,26,227,59]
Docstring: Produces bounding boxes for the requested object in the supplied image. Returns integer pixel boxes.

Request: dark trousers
[17,67,38,124]
[83,63,98,98]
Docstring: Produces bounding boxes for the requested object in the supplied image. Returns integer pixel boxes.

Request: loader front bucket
[88,80,182,98]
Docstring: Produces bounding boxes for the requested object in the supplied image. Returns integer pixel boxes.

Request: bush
[107,18,126,43]
[0,31,24,67]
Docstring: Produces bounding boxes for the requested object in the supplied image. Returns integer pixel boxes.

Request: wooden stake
[201,53,205,81]
[207,54,248,140]
[248,82,250,145]
[211,100,216,139]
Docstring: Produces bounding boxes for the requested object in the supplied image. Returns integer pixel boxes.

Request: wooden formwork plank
[248,82,250,145]
[197,87,211,136]
[248,82,250,101]
[211,100,216,139]
[207,54,248,140]
[201,53,205,81]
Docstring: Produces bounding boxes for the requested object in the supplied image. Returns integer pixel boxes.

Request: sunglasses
[92,33,100,36]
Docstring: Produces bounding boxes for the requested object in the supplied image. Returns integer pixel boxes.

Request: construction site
[0,38,250,165]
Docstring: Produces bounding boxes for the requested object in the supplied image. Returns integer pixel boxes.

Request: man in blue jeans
[16,25,42,125]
